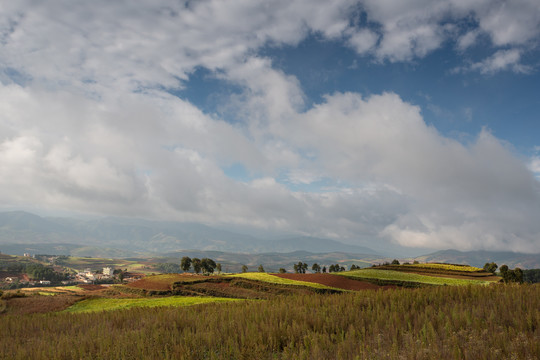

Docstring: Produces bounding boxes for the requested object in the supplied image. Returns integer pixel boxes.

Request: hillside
[415,249,540,269]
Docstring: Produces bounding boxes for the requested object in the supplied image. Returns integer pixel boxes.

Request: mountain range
[0,211,377,255]
[0,211,538,268]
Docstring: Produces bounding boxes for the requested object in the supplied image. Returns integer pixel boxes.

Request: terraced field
[64,296,243,313]
[342,268,496,286]
[128,273,208,291]
[408,263,483,272]
[227,272,342,291]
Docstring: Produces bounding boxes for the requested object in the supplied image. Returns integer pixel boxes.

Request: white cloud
[469,49,533,74]
[0,1,539,253]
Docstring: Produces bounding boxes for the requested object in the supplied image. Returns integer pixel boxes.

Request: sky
[1,0,540,253]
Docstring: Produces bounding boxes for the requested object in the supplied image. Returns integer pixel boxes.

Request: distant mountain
[268,236,378,255]
[0,211,378,256]
[415,249,540,269]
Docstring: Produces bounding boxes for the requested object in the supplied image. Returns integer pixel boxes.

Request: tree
[514,267,523,283]
[216,263,222,274]
[302,263,308,273]
[391,259,400,265]
[279,268,286,273]
[258,264,265,272]
[192,258,202,274]
[201,258,217,274]
[483,262,498,274]
[322,266,326,273]
[241,265,248,273]
[312,263,321,273]
[181,257,192,272]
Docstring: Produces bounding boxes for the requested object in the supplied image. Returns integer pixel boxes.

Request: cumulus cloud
[465,49,533,74]
[0,1,539,253]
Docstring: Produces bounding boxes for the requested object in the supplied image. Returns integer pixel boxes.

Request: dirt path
[272,273,395,291]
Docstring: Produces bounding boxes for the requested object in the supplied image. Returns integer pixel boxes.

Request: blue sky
[0,0,539,253]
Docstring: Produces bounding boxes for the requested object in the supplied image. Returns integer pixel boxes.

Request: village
[0,252,144,289]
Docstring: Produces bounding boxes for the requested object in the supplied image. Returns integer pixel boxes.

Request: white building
[103,267,113,276]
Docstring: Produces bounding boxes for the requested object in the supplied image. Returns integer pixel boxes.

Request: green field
[226,272,342,291]
[342,268,494,286]
[64,296,243,313]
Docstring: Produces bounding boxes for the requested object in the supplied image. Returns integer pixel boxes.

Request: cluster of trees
[328,264,346,272]
[25,264,68,282]
[523,269,540,283]
[483,262,524,283]
[483,262,498,273]
[180,257,221,274]
[293,262,308,273]
[154,263,182,274]
[0,262,67,282]
[499,265,523,283]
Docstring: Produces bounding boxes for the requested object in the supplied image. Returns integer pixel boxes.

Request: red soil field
[273,273,395,291]
[5,295,80,315]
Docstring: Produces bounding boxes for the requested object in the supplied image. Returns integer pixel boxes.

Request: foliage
[180,257,192,272]
[500,265,524,283]
[483,262,498,273]
[241,265,248,273]
[523,269,540,283]
[344,269,493,286]
[154,263,182,274]
[391,259,400,265]
[278,268,286,274]
[258,264,265,272]
[293,262,308,274]
[311,263,321,273]
[192,258,202,274]
[0,285,538,359]
[328,264,345,272]
[25,264,68,282]
[200,258,216,274]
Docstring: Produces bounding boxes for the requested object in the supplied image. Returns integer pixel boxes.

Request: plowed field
[273,273,394,290]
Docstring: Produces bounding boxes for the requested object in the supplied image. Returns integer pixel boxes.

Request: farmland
[342,268,495,286]
[64,295,242,313]
[0,260,538,359]
[0,284,538,359]
[227,272,342,291]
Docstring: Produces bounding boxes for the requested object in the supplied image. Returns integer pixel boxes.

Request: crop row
[227,272,342,291]
[408,263,484,272]
[343,269,492,286]
[64,296,243,313]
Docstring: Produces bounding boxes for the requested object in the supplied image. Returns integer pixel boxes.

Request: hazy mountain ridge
[415,249,540,269]
[0,211,378,255]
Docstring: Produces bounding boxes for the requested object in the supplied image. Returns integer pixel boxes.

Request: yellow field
[227,272,341,290]
[409,263,483,272]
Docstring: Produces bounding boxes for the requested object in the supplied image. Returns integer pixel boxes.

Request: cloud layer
[1,1,539,252]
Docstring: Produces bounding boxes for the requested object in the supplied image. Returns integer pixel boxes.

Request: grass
[342,269,494,286]
[227,272,342,291]
[64,296,243,313]
[1,285,538,359]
